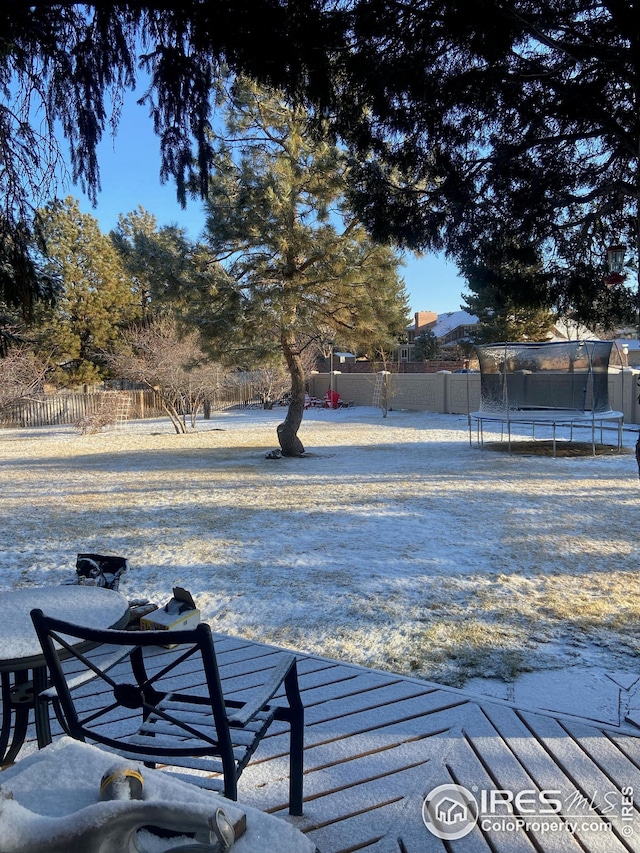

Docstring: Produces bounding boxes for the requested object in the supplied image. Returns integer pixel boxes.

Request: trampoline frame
[469,408,624,456]
[469,340,624,456]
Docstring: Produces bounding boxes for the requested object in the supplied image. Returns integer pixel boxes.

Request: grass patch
[408,621,534,687]
[382,570,640,688]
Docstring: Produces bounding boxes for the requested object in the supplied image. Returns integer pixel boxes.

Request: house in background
[431,311,478,350]
[547,317,597,342]
[400,310,476,363]
[401,310,605,364]
[318,351,357,372]
[613,337,640,368]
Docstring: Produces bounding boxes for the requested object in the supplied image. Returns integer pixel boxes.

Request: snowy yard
[1,405,639,717]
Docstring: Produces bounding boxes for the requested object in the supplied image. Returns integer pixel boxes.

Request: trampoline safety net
[475,340,614,415]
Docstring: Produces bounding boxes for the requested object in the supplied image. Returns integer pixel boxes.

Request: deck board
[4,632,640,853]
[455,705,586,853]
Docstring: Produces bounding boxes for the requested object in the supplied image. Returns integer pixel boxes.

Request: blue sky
[67,92,469,317]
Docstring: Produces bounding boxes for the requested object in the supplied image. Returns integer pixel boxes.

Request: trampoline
[470,340,623,455]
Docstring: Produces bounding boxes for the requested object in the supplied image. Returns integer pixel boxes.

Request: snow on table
[0,737,315,853]
[0,586,129,669]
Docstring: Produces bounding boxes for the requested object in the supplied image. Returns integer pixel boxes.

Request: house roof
[430,310,477,336]
[547,319,598,342]
[407,310,477,335]
[408,310,600,343]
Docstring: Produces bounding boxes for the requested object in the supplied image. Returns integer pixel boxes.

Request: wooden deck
[10,632,640,853]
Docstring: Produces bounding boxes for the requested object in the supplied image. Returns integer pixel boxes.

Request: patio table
[0,585,129,766]
[0,737,316,853]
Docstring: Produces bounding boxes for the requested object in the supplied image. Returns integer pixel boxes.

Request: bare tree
[0,347,48,413]
[234,344,321,410]
[107,315,226,433]
[74,391,132,435]
[229,367,289,410]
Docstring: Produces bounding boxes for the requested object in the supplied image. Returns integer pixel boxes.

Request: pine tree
[35,197,140,384]
[197,77,408,455]
[111,207,218,320]
[0,2,339,310]
[460,238,556,343]
[341,2,640,329]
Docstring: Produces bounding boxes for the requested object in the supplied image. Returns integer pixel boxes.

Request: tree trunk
[277,333,306,456]
[162,400,188,433]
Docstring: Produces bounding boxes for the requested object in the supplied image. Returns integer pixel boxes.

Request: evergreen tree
[35,197,139,384]
[111,206,216,320]
[464,287,556,345]
[340,2,640,328]
[110,208,162,321]
[198,77,408,455]
[460,238,556,343]
[0,1,340,309]
[8,2,640,331]
[413,330,438,362]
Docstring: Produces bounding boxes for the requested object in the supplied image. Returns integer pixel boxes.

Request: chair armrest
[39,645,134,699]
[227,654,297,726]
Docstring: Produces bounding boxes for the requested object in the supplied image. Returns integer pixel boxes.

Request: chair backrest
[30,609,235,768]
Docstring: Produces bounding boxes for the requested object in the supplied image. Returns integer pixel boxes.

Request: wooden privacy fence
[0,390,162,429]
[0,385,263,429]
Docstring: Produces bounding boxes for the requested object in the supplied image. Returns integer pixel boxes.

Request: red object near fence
[324,389,340,409]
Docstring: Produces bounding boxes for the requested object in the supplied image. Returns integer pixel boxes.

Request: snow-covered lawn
[2,406,639,719]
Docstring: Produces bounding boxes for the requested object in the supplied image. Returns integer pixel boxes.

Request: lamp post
[329,346,334,396]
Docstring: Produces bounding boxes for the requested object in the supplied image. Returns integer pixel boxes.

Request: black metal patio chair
[30,610,304,815]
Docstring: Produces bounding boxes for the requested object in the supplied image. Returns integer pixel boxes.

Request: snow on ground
[1,405,640,725]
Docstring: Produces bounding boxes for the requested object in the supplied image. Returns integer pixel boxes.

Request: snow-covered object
[0,738,315,853]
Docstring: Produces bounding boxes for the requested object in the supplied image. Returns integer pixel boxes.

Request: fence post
[435,370,450,413]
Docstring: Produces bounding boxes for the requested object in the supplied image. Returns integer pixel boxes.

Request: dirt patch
[482,441,633,458]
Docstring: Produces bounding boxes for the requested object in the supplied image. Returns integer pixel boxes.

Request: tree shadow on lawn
[0,445,275,473]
